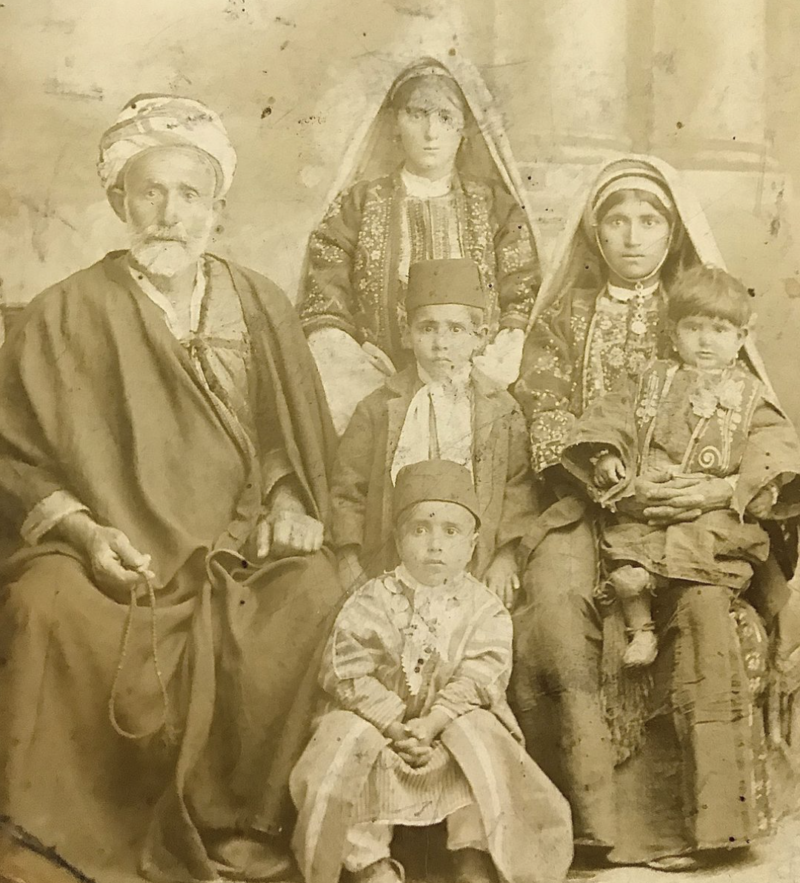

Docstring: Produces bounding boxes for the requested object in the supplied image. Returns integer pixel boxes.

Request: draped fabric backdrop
[1,0,800,423]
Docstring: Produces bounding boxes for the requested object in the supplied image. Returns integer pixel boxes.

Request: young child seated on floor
[563,264,800,667]
[331,257,536,610]
[290,460,572,883]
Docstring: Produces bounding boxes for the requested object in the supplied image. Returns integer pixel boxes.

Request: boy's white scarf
[390,363,474,484]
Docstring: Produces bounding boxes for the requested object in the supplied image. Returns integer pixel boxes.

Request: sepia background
[1,0,799,422]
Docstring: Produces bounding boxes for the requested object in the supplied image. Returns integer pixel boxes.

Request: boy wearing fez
[291,460,572,883]
[331,258,536,608]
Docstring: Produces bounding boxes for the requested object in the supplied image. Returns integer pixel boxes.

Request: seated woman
[510,156,797,871]
[297,56,542,432]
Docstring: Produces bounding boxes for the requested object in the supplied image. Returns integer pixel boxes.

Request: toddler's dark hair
[667,264,753,327]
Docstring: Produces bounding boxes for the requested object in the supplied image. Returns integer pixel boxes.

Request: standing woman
[298,57,542,432]
[511,156,792,870]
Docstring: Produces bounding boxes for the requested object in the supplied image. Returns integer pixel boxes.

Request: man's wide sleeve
[0,302,87,538]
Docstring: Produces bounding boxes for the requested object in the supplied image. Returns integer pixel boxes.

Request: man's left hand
[256,508,324,558]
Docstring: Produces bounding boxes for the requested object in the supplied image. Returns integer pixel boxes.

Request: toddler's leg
[447,804,495,883]
[345,822,403,883]
[608,564,657,668]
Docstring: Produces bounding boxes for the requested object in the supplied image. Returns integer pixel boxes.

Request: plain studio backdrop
[1,0,800,424]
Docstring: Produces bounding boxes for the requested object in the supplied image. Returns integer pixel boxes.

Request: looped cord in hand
[109,570,176,743]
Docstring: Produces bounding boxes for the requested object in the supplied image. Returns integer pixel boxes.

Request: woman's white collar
[401,166,453,198]
[606,280,659,302]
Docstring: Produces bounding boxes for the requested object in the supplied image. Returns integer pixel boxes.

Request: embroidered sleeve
[561,373,640,506]
[298,185,366,339]
[491,186,541,331]
[432,597,513,719]
[320,581,406,732]
[514,296,579,473]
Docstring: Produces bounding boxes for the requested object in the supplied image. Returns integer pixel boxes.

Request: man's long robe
[0,253,342,883]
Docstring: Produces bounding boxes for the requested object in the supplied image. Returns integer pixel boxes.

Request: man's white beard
[128,220,212,279]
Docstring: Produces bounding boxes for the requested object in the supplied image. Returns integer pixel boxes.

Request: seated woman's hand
[484,545,520,610]
[619,469,734,526]
[401,708,453,751]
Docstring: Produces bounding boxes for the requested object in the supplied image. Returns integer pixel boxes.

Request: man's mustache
[139,226,190,244]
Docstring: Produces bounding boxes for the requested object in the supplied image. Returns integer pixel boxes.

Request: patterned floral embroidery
[581,292,660,410]
[462,180,500,331]
[354,185,394,348]
[528,343,571,381]
[302,175,538,355]
[530,410,576,473]
[635,370,664,424]
[498,234,532,274]
[689,375,744,420]
[633,362,763,478]
[730,598,769,700]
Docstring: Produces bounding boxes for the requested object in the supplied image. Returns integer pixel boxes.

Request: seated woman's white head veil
[526,154,777,402]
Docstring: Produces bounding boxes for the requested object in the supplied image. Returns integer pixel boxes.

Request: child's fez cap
[406,258,487,314]
[393,459,481,528]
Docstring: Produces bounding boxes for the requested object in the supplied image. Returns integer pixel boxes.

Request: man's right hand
[55,512,154,592]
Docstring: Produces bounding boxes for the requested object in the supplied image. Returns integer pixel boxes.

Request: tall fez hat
[393,459,481,527]
[405,258,487,313]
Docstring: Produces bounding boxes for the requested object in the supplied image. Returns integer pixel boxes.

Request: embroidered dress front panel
[636,364,762,478]
[360,178,503,355]
[581,287,660,411]
[397,168,465,285]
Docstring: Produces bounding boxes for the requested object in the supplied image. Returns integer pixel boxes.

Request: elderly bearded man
[0,95,343,883]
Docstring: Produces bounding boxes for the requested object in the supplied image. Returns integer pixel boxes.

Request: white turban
[98,93,237,196]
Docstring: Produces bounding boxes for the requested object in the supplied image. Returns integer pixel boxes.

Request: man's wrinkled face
[120,146,220,278]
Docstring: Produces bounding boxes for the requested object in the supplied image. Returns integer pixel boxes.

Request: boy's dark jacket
[331,364,538,578]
